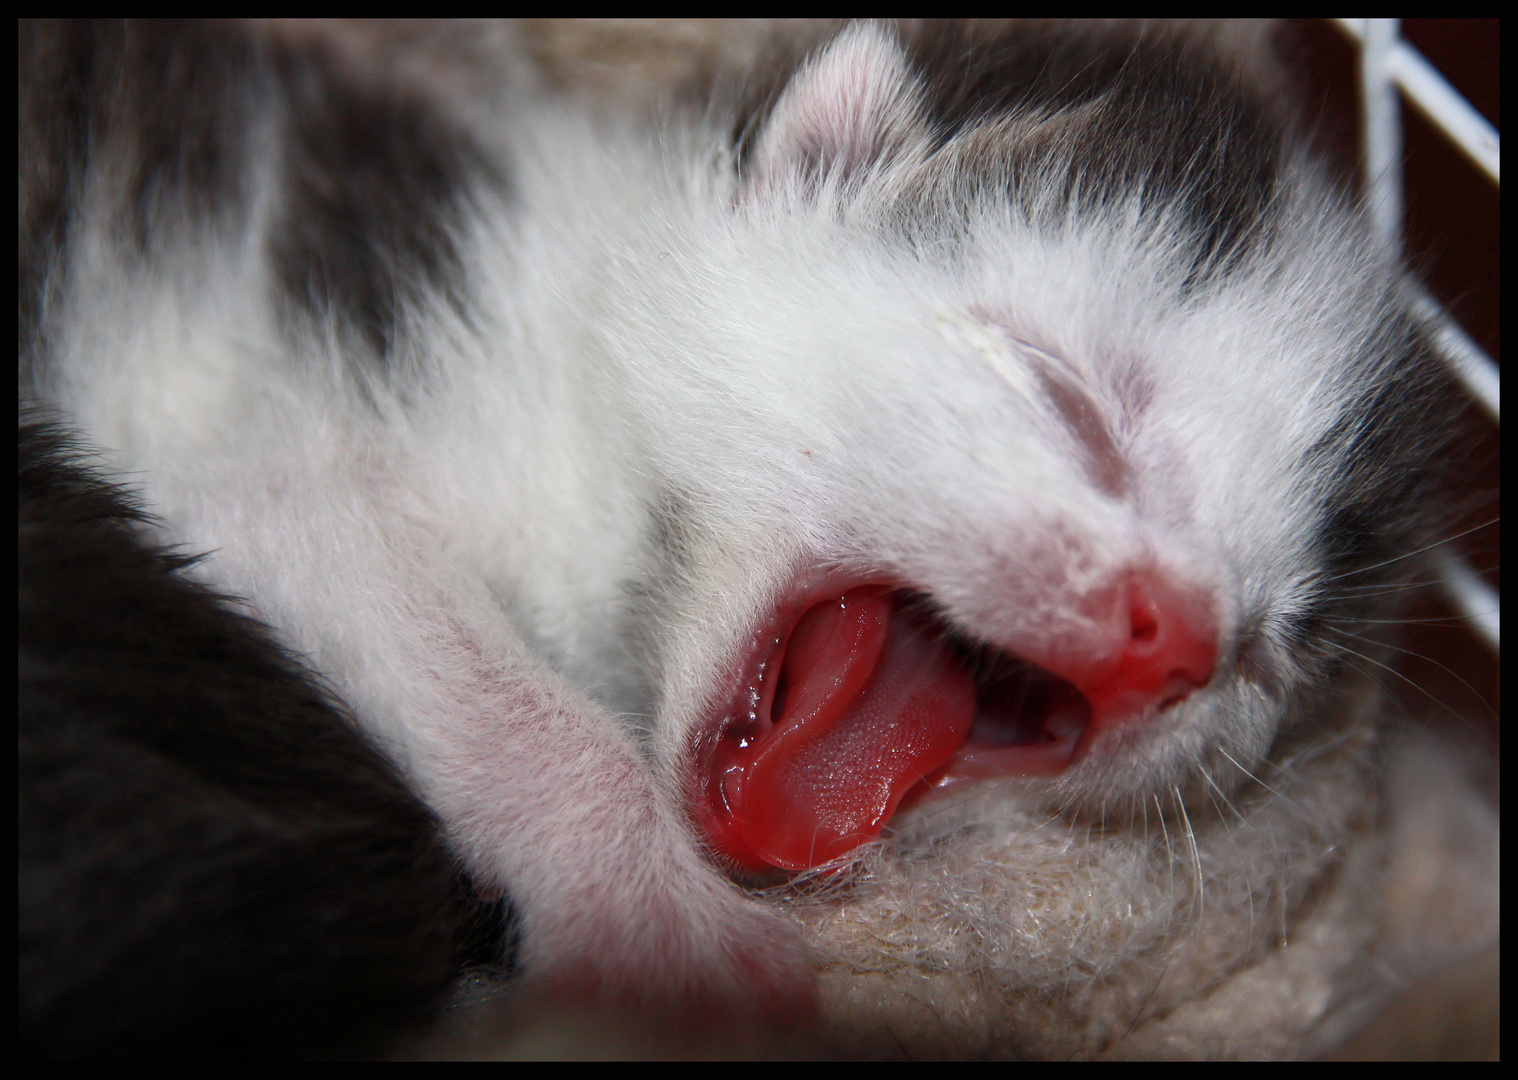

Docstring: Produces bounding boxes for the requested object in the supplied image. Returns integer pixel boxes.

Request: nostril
[1077,575,1218,727]
[1125,576,1217,685]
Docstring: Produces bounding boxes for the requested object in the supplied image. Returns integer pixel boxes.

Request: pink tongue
[733,588,976,871]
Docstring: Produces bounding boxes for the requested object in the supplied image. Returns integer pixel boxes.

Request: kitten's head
[599,23,1455,877]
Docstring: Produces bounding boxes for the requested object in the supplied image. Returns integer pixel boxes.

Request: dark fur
[18,414,508,1058]
[18,19,501,389]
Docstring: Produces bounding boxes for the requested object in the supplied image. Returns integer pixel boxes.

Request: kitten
[18,19,1497,1058]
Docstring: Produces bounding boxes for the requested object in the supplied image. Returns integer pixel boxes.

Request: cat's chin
[687,572,1214,875]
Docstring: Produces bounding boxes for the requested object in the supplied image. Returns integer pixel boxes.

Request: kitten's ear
[745,23,928,201]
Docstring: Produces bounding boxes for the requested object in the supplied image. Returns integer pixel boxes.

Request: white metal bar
[1360,18,1405,252]
[1432,545,1500,653]
[1333,19,1500,656]
[1406,284,1501,423]
[1390,34,1501,182]
[1333,18,1501,183]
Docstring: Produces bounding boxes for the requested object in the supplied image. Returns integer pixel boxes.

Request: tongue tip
[738,782,894,872]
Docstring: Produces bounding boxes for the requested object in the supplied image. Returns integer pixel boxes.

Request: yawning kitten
[19,20,1497,1058]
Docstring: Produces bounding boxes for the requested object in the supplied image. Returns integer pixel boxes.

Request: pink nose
[1077,574,1218,730]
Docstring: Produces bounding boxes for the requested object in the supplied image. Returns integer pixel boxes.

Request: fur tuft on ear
[745,22,928,201]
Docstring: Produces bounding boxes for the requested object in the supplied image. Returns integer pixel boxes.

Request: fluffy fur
[18,20,1496,1058]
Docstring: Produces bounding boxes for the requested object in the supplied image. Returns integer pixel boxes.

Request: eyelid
[937,312,1129,498]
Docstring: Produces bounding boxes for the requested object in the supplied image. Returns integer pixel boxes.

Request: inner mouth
[934,633,1093,784]
[691,584,1093,875]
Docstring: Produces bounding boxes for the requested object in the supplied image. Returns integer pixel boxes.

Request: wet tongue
[735,588,976,870]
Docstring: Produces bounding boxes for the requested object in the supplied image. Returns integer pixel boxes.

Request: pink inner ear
[713,588,976,872]
[744,23,926,200]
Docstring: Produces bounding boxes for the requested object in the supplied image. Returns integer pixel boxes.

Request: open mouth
[691,584,1102,875]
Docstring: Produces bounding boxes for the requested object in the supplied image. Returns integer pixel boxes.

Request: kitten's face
[636,225,1304,877]
[592,26,1431,884]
